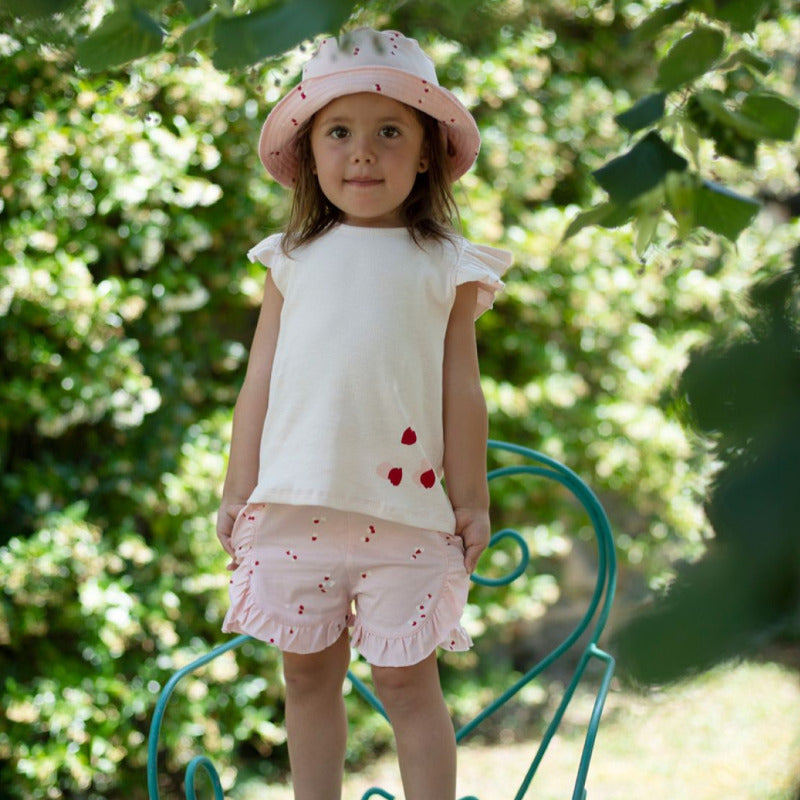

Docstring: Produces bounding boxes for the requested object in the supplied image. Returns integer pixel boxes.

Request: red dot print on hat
[285,549,299,561]
[375,83,382,92]
[411,547,424,561]
[297,604,305,615]
[318,575,335,593]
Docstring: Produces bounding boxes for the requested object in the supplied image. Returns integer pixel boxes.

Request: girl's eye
[328,126,349,140]
[380,125,401,138]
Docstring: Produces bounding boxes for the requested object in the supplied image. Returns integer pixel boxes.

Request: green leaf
[76,7,166,72]
[593,132,688,206]
[562,202,632,240]
[656,26,725,92]
[1,0,79,20]
[693,89,765,139]
[740,93,800,141]
[665,171,699,238]
[213,0,355,70]
[694,180,760,240]
[183,0,211,17]
[179,7,218,53]
[631,1,690,42]
[615,92,667,134]
[709,0,766,32]
[719,48,772,76]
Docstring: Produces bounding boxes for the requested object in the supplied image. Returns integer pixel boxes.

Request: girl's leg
[371,653,456,800]
[282,632,351,800]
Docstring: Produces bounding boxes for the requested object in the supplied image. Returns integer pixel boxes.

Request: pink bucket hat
[259,28,481,188]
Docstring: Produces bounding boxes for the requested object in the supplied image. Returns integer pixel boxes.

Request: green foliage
[613,250,800,683]
[565,0,799,253]
[211,0,354,70]
[0,0,798,796]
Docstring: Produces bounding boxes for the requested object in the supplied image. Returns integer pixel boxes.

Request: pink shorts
[222,503,473,667]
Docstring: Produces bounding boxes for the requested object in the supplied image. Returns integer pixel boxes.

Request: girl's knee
[282,634,350,695]
[371,654,442,711]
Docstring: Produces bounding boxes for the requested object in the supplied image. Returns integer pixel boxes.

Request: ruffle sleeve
[455,239,513,318]
[247,233,284,266]
[247,233,287,292]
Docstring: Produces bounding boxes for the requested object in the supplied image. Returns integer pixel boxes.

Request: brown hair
[281,107,460,254]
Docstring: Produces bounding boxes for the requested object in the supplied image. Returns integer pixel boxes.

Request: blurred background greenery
[1,0,798,797]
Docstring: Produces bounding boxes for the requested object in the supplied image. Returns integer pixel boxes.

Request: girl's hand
[454,506,491,574]
[217,502,246,571]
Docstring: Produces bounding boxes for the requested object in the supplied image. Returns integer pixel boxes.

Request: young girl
[217,28,512,800]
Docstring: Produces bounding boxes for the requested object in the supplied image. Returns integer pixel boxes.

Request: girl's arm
[216,272,283,563]
[443,282,491,574]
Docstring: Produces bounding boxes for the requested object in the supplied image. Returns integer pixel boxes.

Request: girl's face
[310,93,429,228]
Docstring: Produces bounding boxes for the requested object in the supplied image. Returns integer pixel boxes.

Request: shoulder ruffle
[247,233,284,266]
[455,238,513,318]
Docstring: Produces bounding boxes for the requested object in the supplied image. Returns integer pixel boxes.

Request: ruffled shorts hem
[221,503,473,667]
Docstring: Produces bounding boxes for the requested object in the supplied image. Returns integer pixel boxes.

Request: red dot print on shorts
[401,427,417,445]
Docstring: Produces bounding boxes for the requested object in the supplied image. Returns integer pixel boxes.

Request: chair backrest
[147,440,616,800]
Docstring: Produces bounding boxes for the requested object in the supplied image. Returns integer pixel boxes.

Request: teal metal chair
[147,441,617,800]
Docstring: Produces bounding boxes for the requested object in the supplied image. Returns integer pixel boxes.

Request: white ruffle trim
[247,233,284,266]
[455,239,513,318]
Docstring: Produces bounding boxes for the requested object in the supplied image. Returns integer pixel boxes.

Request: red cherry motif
[401,427,417,445]
[388,467,403,486]
[420,469,436,489]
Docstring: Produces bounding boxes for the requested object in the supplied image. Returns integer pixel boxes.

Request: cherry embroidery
[420,469,436,489]
[401,427,417,445]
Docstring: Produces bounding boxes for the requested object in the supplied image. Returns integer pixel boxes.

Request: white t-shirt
[247,224,512,533]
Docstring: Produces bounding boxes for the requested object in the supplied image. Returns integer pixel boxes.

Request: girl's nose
[350,135,375,164]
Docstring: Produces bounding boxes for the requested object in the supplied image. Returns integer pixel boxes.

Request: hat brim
[258,66,481,188]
